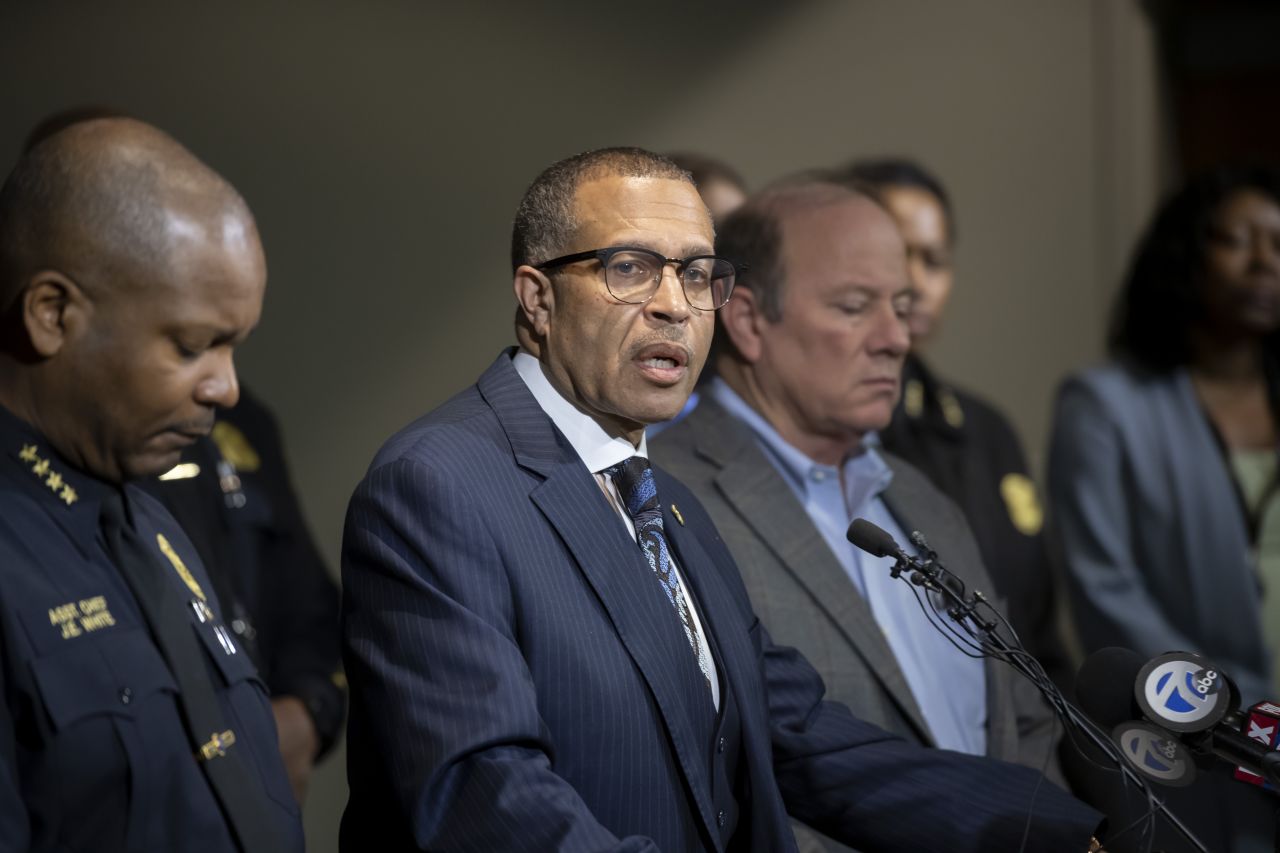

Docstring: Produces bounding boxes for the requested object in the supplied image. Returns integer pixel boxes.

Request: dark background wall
[1,2,1172,849]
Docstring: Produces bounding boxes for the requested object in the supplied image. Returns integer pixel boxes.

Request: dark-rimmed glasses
[536,246,740,311]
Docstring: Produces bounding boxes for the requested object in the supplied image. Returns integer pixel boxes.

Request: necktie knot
[605,456,660,519]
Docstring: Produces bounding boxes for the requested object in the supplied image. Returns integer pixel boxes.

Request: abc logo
[1136,652,1230,733]
[1112,721,1196,786]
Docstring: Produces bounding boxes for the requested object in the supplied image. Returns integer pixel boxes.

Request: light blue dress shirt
[710,379,987,755]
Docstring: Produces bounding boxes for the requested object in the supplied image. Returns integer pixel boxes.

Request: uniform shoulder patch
[999,472,1043,536]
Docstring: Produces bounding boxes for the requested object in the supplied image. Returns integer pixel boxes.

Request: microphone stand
[884,533,1208,853]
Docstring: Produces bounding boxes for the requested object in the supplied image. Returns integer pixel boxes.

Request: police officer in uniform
[843,158,1071,683]
[18,106,345,805]
[0,117,302,851]
[143,387,346,802]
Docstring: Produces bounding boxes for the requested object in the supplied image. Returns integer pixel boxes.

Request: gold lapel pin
[198,729,237,762]
[158,462,201,481]
[671,504,685,526]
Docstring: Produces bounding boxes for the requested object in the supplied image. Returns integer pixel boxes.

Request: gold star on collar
[15,443,78,506]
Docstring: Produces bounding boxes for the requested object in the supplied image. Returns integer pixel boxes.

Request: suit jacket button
[119,687,132,705]
[717,736,725,753]
[717,810,726,827]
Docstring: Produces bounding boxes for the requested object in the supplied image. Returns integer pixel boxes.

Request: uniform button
[119,687,132,705]
[717,810,726,827]
[717,736,726,753]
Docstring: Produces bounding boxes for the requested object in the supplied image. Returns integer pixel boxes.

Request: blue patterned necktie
[605,456,713,694]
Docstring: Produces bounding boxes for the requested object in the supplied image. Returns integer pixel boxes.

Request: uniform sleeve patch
[1000,472,1044,536]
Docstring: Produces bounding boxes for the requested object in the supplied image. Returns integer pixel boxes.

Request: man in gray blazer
[650,178,1065,852]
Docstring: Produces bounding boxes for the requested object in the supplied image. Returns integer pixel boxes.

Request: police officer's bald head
[0,117,254,310]
[0,118,267,483]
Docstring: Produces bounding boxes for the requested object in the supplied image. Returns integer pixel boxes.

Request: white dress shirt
[513,350,720,709]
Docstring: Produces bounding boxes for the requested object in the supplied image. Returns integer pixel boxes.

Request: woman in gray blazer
[1050,164,1280,706]
[1049,165,1280,853]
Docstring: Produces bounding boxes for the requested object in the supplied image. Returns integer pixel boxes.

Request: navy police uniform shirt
[0,403,304,852]
[141,388,346,757]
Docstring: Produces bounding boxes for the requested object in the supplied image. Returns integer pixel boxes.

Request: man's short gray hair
[510,147,693,273]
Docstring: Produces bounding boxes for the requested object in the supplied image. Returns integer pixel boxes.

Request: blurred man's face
[60,210,266,481]
[537,175,716,438]
[881,185,953,345]
[753,197,912,460]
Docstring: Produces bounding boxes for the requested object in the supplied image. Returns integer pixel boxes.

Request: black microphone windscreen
[1076,646,1146,728]
[847,518,899,558]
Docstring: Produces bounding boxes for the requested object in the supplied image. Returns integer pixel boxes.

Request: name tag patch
[48,595,116,640]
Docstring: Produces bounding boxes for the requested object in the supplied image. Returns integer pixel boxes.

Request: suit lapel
[690,398,934,744]
[479,352,721,843]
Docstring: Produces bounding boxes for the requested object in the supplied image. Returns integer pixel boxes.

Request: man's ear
[513,265,555,338]
[718,286,767,363]
[20,271,86,358]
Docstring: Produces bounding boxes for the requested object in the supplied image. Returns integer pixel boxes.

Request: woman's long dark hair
[1109,164,1280,373]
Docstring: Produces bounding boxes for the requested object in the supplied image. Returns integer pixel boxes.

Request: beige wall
[0,2,1168,850]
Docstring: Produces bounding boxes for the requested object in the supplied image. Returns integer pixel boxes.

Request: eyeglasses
[536,245,740,311]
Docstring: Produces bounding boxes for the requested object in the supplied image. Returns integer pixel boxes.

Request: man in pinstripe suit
[339,148,1103,852]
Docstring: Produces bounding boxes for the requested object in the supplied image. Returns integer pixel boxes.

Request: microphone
[846,519,967,605]
[848,519,1210,850]
[1076,647,1280,788]
[1075,647,1198,786]
[1075,647,1146,729]
[847,518,901,559]
[1235,701,1280,791]
[1076,647,1236,732]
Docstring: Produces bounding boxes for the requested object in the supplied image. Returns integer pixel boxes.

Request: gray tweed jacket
[651,395,1066,853]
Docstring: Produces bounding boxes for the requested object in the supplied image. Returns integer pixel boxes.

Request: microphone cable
[848,518,1205,853]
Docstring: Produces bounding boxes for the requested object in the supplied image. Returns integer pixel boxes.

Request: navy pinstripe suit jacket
[339,350,1101,852]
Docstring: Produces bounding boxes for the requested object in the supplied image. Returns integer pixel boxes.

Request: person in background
[653,151,750,435]
[1050,163,1280,853]
[843,158,1070,684]
[667,150,749,224]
